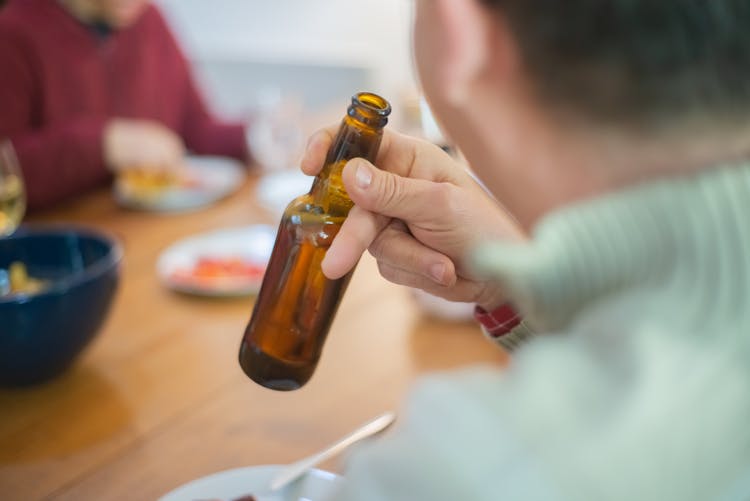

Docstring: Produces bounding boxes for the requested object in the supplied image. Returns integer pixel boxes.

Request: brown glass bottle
[239,92,391,391]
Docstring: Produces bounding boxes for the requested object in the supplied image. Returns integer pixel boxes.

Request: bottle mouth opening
[348,92,391,127]
[353,92,392,116]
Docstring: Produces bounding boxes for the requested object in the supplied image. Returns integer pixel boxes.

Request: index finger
[321,205,389,279]
[301,124,463,186]
[300,124,402,176]
[300,126,338,176]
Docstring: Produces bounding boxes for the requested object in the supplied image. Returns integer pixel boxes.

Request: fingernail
[429,263,447,284]
[355,163,372,189]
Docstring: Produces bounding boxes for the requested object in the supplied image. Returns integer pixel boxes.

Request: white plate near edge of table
[114,155,246,212]
[157,225,276,297]
[158,465,342,501]
[255,170,313,216]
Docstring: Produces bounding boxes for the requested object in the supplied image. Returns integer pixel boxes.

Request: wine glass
[0,140,26,237]
[247,88,305,171]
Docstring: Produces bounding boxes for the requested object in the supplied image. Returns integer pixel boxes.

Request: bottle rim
[353,92,391,116]
[348,92,391,127]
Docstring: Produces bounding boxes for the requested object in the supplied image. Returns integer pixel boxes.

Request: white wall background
[155,0,417,115]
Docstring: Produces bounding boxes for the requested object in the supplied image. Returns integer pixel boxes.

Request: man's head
[414,0,750,227]
[61,0,150,28]
[483,0,750,127]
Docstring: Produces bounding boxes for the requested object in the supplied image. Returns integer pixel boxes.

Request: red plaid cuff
[474,303,522,338]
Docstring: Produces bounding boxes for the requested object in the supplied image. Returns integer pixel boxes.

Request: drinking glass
[0,140,26,237]
[247,88,305,171]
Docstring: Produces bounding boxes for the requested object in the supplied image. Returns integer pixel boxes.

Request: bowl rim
[0,224,123,304]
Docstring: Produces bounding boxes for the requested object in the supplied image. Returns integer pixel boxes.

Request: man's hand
[104,118,185,174]
[301,127,525,310]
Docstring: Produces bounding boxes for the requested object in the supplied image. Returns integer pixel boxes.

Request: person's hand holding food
[104,118,186,196]
[104,118,185,174]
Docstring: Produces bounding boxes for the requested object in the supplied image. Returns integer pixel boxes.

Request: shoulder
[1,0,57,27]
[337,366,563,501]
[0,3,37,63]
[128,3,185,56]
[134,3,175,36]
[0,0,62,53]
[0,1,35,36]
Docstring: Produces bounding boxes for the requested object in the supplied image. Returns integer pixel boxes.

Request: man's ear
[430,0,517,104]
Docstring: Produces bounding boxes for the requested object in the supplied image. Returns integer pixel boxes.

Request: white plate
[158,465,342,501]
[114,156,246,212]
[157,225,276,297]
[411,289,475,321]
[255,170,313,216]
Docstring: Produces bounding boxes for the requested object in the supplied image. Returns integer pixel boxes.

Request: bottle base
[239,342,315,391]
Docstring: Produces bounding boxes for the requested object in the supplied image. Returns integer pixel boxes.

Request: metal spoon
[262,411,396,499]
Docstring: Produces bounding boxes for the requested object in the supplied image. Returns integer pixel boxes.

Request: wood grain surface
[0,174,507,500]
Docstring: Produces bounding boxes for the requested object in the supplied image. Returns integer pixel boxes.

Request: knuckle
[376,171,405,211]
[368,221,410,263]
[435,182,470,226]
[403,242,425,272]
[434,182,459,212]
[368,232,390,260]
[377,262,413,289]
[376,261,399,283]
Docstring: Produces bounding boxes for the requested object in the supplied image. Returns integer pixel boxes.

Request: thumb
[342,158,447,224]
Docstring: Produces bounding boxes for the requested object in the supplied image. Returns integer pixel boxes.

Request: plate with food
[157,225,276,297]
[158,465,342,501]
[114,155,246,212]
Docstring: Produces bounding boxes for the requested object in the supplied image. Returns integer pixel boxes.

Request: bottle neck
[310,115,384,215]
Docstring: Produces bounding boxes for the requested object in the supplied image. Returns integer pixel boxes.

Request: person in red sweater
[0,0,252,210]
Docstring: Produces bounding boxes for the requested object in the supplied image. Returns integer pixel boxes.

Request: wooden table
[0,174,507,500]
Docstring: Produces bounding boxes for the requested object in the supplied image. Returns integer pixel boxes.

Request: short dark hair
[482,0,750,128]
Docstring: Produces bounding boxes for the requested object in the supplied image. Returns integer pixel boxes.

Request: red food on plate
[170,256,266,288]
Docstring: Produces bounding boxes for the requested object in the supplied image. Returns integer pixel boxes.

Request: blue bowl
[0,226,122,386]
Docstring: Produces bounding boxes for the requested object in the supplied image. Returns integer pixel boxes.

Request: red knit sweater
[0,0,249,210]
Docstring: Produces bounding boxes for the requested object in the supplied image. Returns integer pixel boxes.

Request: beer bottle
[239,92,391,391]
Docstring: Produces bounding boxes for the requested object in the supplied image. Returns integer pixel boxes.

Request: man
[0,0,251,210]
[302,0,750,499]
